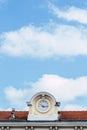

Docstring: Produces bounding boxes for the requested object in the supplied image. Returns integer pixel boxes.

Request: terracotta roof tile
[0,111,87,120]
[0,111,28,120]
[60,111,87,120]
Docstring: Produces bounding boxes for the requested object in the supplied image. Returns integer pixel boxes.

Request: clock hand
[41,104,48,107]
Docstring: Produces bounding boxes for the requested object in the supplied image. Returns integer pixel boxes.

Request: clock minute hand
[41,104,48,107]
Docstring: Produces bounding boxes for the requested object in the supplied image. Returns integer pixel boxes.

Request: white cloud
[4,74,87,110]
[0,24,87,58]
[0,0,7,6]
[30,75,87,101]
[63,104,87,111]
[49,2,87,24]
[4,86,29,107]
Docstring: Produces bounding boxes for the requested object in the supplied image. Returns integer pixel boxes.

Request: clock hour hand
[41,104,48,108]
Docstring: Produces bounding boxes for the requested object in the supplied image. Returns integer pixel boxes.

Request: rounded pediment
[27,92,60,120]
[30,91,56,105]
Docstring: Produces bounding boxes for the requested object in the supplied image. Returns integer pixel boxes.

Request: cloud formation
[4,86,29,107]
[0,0,7,6]
[63,104,87,110]
[49,2,87,24]
[0,24,87,58]
[4,74,87,110]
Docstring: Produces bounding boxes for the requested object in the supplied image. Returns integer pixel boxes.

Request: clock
[27,92,60,120]
[36,99,50,113]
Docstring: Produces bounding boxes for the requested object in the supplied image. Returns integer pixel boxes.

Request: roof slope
[60,111,87,120]
[0,111,87,120]
[0,111,28,120]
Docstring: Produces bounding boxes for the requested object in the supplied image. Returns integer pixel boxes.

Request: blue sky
[0,0,87,110]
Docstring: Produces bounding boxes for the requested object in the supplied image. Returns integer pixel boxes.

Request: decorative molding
[75,126,83,130]
[80,126,83,130]
[55,126,58,130]
[6,127,10,130]
[25,126,28,130]
[0,121,87,127]
[75,126,78,130]
[49,126,52,130]
[1,127,4,130]
[31,126,34,130]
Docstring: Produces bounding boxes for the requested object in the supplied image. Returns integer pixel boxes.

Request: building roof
[0,111,87,121]
[60,111,87,120]
[0,111,28,120]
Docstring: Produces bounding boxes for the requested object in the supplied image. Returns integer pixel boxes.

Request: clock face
[37,99,50,113]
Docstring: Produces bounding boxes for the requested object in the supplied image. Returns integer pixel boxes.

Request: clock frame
[36,98,50,113]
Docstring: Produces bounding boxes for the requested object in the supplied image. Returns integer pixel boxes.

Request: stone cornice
[0,121,87,127]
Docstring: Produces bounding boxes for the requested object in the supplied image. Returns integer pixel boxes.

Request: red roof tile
[60,111,87,120]
[0,111,87,120]
[0,111,28,120]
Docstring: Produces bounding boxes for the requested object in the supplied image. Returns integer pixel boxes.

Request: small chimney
[26,101,32,106]
[10,108,15,119]
[56,102,61,106]
[58,111,61,121]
